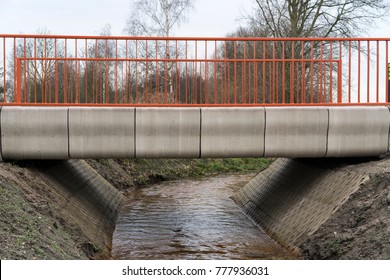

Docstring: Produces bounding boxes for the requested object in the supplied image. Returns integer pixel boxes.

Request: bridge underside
[0,106,389,160]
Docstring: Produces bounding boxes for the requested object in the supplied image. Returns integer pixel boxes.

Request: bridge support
[232,158,369,251]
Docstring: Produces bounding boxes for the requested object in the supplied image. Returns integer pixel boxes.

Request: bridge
[1,35,390,160]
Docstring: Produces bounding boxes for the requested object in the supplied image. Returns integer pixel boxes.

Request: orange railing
[1,34,389,106]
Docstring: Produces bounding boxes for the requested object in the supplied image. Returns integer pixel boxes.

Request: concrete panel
[201,108,265,157]
[1,107,68,159]
[136,108,200,158]
[69,108,135,158]
[264,107,328,157]
[327,107,390,157]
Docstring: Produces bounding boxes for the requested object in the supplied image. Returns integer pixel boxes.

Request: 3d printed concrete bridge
[1,35,389,160]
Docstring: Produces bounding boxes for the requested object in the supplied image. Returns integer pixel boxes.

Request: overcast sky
[1,0,389,37]
[0,0,252,37]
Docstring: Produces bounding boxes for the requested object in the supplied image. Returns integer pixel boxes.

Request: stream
[112,173,294,260]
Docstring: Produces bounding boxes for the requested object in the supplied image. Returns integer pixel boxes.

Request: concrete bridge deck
[1,106,389,160]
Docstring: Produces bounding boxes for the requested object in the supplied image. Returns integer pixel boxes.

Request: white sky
[0,0,252,37]
[0,0,389,37]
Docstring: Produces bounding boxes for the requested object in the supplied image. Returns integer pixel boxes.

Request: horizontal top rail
[1,35,389,106]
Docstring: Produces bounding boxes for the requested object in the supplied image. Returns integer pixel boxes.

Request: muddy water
[112,174,294,260]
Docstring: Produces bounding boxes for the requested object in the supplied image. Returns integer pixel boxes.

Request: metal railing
[1,34,389,106]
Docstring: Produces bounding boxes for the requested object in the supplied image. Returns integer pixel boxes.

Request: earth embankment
[0,160,123,259]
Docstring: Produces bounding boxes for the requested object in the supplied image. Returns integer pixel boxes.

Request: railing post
[388,63,390,103]
[338,41,343,104]
[15,58,22,103]
[338,60,342,104]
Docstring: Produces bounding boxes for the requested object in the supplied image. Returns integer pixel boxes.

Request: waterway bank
[298,157,390,259]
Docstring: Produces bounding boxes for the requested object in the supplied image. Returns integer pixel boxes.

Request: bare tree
[81,24,119,104]
[248,0,390,38]
[124,0,194,37]
[124,0,195,102]
[13,29,66,103]
[242,0,390,104]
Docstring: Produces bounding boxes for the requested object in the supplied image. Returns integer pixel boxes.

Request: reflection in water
[112,174,295,260]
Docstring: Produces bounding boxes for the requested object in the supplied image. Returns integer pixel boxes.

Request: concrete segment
[201,107,265,157]
[327,107,390,157]
[1,107,68,159]
[135,108,200,158]
[69,107,135,158]
[264,107,328,157]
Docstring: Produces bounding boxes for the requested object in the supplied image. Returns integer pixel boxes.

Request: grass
[193,158,272,175]
[0,181,85,259]
[126,158,273,185]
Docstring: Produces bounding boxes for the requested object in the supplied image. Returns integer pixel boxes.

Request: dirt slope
[298,157,390,259]
[0,161,92,259]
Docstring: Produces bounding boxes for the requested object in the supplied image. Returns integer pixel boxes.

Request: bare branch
[124,0,194,37]
[247,0,390,38]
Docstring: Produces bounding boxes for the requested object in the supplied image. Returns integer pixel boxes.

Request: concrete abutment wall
[232,158,370,251]
[34,160,124,258]
[1,106,389,160]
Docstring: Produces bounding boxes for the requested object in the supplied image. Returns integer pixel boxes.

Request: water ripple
[112,174,294,260]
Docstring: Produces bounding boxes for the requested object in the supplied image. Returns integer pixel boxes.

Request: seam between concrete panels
[387,106,390,152]
[134,108,137,158]
[0,106,3,161]
[199,108,202,159]
[67,107,70,158]
[324,107,330,157]
[263,107,266,157]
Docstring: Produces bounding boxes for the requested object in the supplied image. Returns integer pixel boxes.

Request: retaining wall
[35,160,124,257]
[232,158,370,251]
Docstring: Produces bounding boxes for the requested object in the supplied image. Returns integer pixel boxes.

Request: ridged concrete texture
[201,108,265,157]
[38,160,124,256]
[0,106,389,159]
[69,107,135,158]
[265,107,328,157]
[1,107,68,159]
[232,158,369,251]
[135,108,201,158]
[327,107,390,157]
